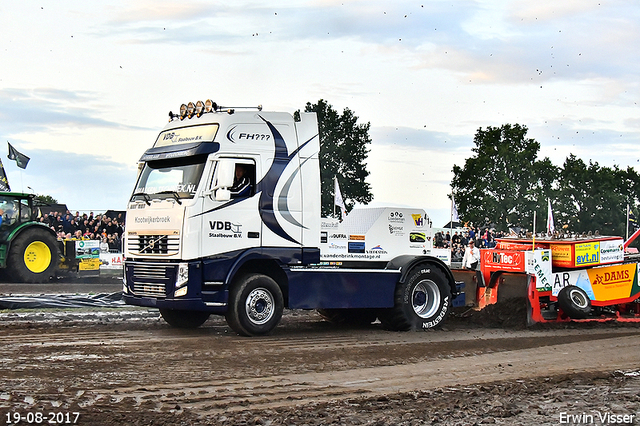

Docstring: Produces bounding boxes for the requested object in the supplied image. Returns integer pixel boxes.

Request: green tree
[297,100,373,217]
[34,194,58,205]
[555,155,640,236]
[451,124,557,231]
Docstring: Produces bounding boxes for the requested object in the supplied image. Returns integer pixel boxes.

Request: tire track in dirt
[78,334,640,416]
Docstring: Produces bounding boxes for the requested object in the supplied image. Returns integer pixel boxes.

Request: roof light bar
[169,100,261,121]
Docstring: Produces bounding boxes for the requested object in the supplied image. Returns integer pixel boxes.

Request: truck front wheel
[159,309,211,328]
[226,273,284,336]
[8,229,59,283]
[379,266,451,331]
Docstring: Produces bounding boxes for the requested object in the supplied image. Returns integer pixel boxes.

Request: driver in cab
[229,164,251,198]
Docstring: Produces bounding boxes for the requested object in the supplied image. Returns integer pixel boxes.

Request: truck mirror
[215,188,231,202]
[213,159,235,190]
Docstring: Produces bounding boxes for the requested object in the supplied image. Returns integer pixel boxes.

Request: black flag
[7,142,30,169]
[0,158,10,192]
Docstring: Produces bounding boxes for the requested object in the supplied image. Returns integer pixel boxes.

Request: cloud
[102,1,476,47]
[0,88,148,135]
[3,148,137,212]
[531,119,640,168]
[371,126,469,151]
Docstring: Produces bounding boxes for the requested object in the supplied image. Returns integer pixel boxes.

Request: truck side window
[230,163,256,198]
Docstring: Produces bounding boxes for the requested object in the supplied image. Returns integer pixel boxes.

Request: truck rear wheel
[557,285,591,319]
[379,265,451,331]
[226,273,283,336]
[159,309,211,328]
[8,228,59,283]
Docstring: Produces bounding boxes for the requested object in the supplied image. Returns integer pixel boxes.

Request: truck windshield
[131,155,207,201]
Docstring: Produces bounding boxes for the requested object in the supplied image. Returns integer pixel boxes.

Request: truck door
[201,158,262,256]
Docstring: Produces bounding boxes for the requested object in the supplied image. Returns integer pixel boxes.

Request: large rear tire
[159,309,211,328]
[8,228,59,283]
[379,265,451,331]
[557,285,591,319]
[226,273,284,336]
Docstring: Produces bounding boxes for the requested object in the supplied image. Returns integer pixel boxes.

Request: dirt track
[1,307,640,425]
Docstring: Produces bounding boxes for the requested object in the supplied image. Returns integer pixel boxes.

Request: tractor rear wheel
[7,228,59,283]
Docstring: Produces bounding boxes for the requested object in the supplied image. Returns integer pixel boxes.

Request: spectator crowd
[40,210,125,251]
[433,226,506,263]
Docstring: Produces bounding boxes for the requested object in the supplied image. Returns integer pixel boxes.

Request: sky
[0,0,638,226]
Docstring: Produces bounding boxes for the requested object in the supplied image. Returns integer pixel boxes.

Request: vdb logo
[209,221,241,233]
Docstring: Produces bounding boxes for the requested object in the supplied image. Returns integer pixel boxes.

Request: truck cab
[124,103,321,323]
[123,101,456,335]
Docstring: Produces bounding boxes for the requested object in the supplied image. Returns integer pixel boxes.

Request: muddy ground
[1,299,640,425]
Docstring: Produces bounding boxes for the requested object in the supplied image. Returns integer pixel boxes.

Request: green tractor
[0,192,59,283]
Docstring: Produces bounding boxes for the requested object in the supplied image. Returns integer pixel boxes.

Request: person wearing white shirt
[462,240,480,270]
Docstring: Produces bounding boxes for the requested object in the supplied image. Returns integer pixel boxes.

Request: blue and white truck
[123,100,457,336]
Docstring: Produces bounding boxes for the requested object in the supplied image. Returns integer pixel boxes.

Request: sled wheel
[379,265,451,331]
[557,285,591,319]
[8,228,59,283]
[317,308,378,326]
[226,273,283,336]
[159,309,211,328]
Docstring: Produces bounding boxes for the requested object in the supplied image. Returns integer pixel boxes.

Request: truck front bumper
[123,260,228,314]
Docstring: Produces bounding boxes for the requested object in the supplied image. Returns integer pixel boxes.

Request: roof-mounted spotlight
[187,102,195,118]
[204,99,217,113]
[179,104,188,120]
[195,100,204,117]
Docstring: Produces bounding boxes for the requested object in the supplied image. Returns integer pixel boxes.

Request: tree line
[451,124,640,237]
[300,101,638,239]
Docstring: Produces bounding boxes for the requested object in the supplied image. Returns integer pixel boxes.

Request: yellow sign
[79,258,100,271]
[587,263,636,301]
[550,244,571,265]
[411,214,425,227]
[575,242,599,266]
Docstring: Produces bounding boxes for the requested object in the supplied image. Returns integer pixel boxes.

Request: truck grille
[128,234,180,256]
[128,263,176,298]
[132,282,166,297]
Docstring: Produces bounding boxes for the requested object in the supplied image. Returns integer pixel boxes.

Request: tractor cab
[0,193,33,230]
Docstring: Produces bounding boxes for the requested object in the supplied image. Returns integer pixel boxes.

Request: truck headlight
[174,263,189,297]
[176,262,188,288]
